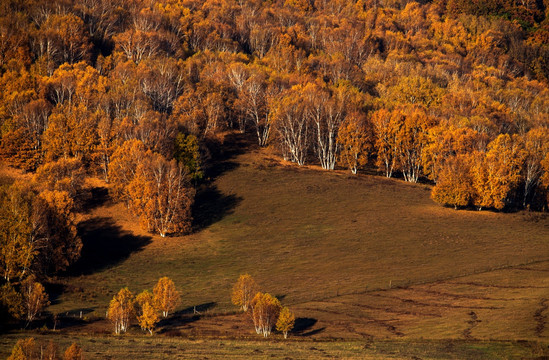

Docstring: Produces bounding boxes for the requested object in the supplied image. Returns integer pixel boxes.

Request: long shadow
[293,317,318,335]
[81,186,110,213]
[158,302,217,329]
[178,302,217,315]
[190,132,255,231]
[203,131,256,179]
[66,217,152,276]
[192,186,242,231]
[301,327,326,336]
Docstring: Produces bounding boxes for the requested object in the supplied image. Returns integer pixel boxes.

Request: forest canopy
[1,0,549,213]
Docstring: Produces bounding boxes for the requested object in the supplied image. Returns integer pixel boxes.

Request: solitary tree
[107,288,134,334]
[276,306,295,339]
[153,277,180,318]
[231,274,258,312]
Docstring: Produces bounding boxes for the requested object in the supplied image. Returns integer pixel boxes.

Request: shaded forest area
[2,0,549,325]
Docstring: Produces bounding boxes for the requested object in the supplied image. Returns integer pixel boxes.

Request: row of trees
[107,277,181,335]
[231,274,295,338]
[8,338,82,360]
[366,108,549,210]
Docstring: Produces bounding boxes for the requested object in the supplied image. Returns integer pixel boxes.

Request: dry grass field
[2,133,549,358]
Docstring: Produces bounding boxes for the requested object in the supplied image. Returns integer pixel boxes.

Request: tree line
[1,0,548,213]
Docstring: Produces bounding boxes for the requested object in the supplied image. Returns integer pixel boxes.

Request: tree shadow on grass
[81,186,111,213]
[301,327,326,336]
[157,302,217,331]
[293,318,321,336]
[178,302,217,315]
[192,186,242,231]
[66,217,152,276]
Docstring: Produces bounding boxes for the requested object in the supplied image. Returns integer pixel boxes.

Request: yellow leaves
[386,75,444,108]
[8,337,36,360]
[107,287,135,335]
[108,277,179,335]
[337,111,371,174]
[9,338,83,360]
[431,154,475,209]
[22,276,49,324]
[276,306,295,339]
[138,301,160,335]
[430,18,469,54]
[137,290,159,335]
[371,108,400,177]
[284,0,312,12]
[109,139,147,204]
[133,154,194,237]
[471,134,525,210]
[153,276,181,318]
[232,275,294,338]
[47,62,105,107]
[39,13,91,65]
[63,343,83,360]
[0,283,24,319]
[231,274,258,312]
[38,190,74,219]
[0,181,80,288]
[0,184,34,284]
[34,157,85,200]
[251,292,281,337]
[542,153,549,197]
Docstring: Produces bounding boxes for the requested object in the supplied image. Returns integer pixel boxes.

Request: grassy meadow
[2,134,549,358]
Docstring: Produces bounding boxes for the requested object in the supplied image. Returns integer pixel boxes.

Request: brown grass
[3,133,549,358]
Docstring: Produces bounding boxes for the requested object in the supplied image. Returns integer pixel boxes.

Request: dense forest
[1,0,549,323]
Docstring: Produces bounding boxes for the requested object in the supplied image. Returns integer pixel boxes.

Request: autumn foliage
[22,277,49,325]
[0,0,548,238]
[231,274,258,312]
[63,343,83,360]
[109,140,194,237]
[107,287,135,335]
[8,338,83,360]
[251,292,282,337]
[153,276,181,318]
[231,275,296,338]
[276,307,296,339]
[107,277,179,335]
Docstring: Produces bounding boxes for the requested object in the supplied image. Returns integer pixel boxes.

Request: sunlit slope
[51,147,549,340]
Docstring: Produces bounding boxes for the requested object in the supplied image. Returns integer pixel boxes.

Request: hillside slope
[40,135,549,342]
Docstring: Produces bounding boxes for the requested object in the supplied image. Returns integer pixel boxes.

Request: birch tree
[273,86,310,165]
[231,274,258,312]
[153,277,180,318]
[107,288,134,335]
[251,292,281,337]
